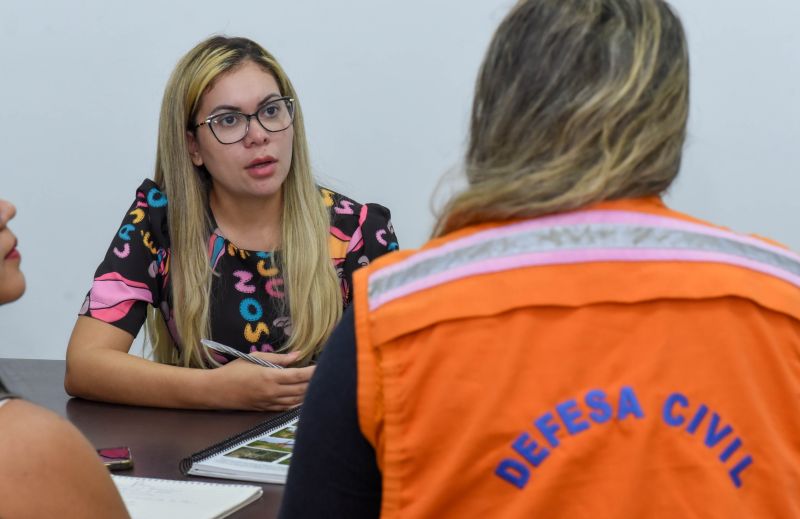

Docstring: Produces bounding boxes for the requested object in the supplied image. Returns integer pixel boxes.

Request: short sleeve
[78,180,171,338]
[327,192,399,306]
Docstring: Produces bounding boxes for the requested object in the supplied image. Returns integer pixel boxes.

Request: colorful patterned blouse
[80,179,398,362]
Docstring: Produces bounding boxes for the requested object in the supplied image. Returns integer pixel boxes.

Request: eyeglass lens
[209,98,293,144]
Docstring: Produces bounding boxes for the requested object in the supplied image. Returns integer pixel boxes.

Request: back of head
[435,0,689,236]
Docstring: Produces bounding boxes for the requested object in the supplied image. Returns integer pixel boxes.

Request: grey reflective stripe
[368,222,800,308]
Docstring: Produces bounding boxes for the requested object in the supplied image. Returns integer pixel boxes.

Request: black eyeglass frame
[193,96,295,145]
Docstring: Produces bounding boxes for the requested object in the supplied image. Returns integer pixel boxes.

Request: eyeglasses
[194,96,295,145]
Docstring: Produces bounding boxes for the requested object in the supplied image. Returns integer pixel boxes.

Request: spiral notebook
[180,407,301,485]
[112,475,262,519]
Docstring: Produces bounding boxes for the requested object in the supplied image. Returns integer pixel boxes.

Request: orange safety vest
[353,198,800,518]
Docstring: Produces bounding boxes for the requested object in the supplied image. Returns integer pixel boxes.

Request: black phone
[97,446,134,471]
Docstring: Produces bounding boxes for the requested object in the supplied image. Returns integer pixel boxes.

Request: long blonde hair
[434,0,689,236]
[147,36,341,367]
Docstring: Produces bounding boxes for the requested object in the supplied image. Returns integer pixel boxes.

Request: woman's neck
[208,187,283,252]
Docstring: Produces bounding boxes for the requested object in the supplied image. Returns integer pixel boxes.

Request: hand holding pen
[201,339,313,411]
[201,339,286,369]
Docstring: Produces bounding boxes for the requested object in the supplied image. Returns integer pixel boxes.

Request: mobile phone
[97,446,134,471]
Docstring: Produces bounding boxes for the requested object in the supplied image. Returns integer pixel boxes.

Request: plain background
[1,0,798,359]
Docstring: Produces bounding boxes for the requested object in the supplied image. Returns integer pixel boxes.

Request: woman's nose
[244,117,271,146]
[0,200,16,228]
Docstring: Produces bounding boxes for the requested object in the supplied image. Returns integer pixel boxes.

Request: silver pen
[201,339,284,369]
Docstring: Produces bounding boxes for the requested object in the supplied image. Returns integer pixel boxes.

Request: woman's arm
[65,316,314,410]
[0,399,130,518]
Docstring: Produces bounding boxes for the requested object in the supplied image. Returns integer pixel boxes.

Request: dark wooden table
[0,358,285,518]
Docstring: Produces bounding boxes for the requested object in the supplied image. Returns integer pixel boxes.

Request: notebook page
[112,475,263,519]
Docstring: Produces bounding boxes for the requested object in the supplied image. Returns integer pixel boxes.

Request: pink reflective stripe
[369,246,800,311]
[370,210,798,284]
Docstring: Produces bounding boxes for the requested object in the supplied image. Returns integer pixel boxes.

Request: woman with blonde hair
[1,200,129,518]
[65,36,397,410]
[281,0,800,517]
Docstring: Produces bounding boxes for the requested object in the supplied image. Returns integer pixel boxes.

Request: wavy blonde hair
[434,0,689,236]
[147,36,341,367]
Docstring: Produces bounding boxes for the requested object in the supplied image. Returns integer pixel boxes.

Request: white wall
[1,0,798,359]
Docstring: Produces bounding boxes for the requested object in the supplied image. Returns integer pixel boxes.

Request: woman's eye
[261,104,281,118]
[215,114,240,127]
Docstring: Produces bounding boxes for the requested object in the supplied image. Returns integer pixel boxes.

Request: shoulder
[0,400,92,479]
[320,187,393,229]
[124,179,170,244]
[136,178,169,208]
[0,400,128,517]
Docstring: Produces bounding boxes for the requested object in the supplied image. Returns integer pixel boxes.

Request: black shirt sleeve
[78,180,170,337]
[279,307,382,519]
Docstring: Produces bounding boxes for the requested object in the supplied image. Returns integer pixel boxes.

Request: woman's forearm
[65,346,219,409]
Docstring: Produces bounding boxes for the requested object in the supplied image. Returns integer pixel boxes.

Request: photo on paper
[271,425,297,440]
[247,439,293,453]
[225,446,286,463]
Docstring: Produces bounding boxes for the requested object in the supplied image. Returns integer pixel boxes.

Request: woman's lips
[246,158,278,178]
[4,248,20,260]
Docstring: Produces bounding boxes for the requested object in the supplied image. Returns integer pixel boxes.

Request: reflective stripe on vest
[368,210,800,311]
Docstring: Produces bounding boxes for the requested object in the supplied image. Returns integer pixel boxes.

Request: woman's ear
[186,131,204,167]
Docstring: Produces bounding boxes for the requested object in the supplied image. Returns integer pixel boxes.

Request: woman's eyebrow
[208,93,282,115]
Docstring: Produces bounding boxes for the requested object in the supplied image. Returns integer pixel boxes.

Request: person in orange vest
[280,0,800,517]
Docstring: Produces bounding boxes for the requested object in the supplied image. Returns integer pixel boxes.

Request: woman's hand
[210,351,316,411]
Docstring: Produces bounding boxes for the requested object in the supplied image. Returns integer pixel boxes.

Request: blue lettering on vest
[556,399,590,435]
[663,392,688,426]
[729,455,753,488]
[704,413,733,448]
[617,386,644,420]
[534,412,561,448]
[585,389,612,424]
[686,404,708,434]
[495,459,529,489]
[719,438,742,463]
[512,433,549,467]
[662,395,753,489]
[495,386,755,491]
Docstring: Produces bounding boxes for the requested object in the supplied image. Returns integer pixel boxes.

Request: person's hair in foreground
[436,0,688,234]
[0,201,128,519]
[280,1,800,518]
[152,36,341,367]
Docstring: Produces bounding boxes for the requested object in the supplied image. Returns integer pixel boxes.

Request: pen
[201,339,284,369]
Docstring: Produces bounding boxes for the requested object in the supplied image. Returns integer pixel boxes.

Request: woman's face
[0,200,25,304]
[187,60,294,203]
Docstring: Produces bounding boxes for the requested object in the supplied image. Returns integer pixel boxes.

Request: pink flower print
[88,272,153,322]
